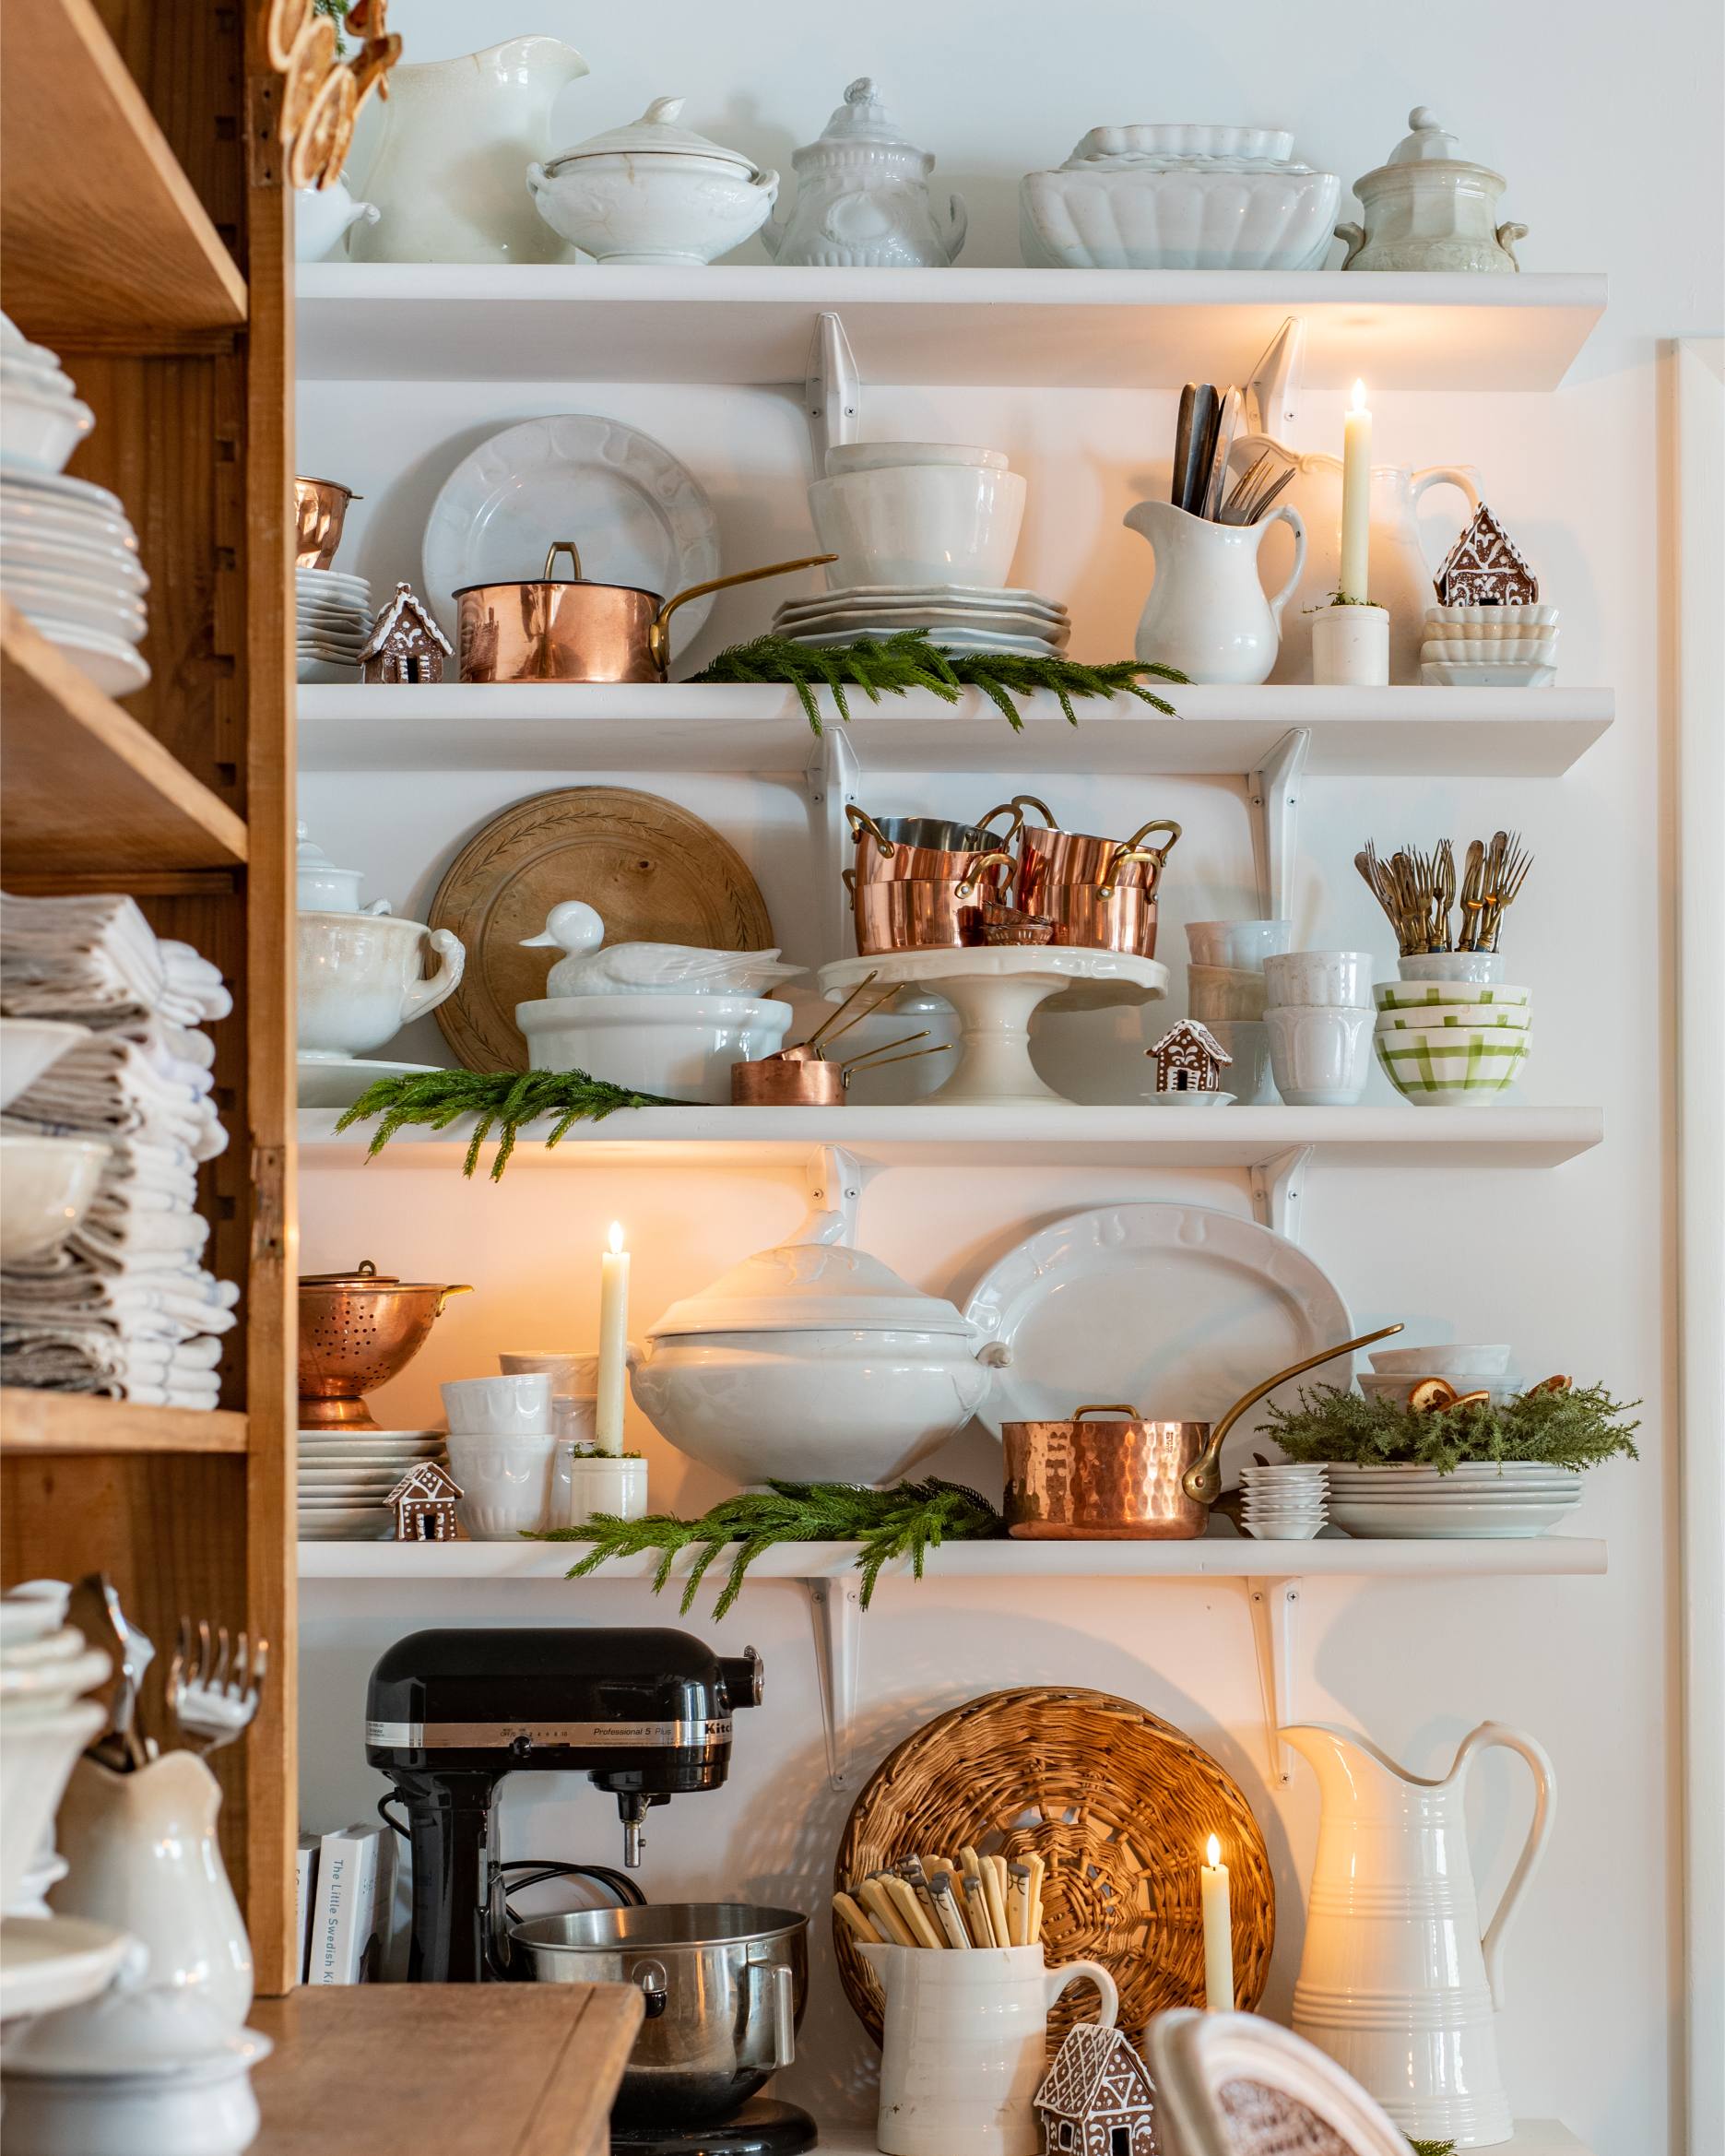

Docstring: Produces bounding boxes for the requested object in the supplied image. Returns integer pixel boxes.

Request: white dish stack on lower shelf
[296,566,373,681]
[298,1427,446,1540]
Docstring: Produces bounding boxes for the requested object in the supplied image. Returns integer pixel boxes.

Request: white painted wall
[295,6,1725,2150]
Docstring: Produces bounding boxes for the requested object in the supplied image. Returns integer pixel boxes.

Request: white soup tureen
[761,77,966,268]
[527,98,778,266]
[1337,107,1526,273]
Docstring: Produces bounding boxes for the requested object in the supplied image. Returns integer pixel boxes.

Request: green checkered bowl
[1376,1001,1531,1033]
[1376,1027,1530,1107]
[1375,979,1531,1012]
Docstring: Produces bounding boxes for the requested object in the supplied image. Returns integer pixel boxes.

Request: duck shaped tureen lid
[543,97,763,178]
[520,902,802,999]
[793,77,935,173]
[648,1207,975,1338]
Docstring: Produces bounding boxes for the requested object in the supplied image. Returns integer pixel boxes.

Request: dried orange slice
[1408,1378,1458,1414]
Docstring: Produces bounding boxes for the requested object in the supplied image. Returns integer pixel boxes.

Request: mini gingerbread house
[386,1459,463,1541]
[1432,504,1539,607]
[360,581,453,683]
[1036,2023,1158,2156]
[1149,1019,1232,1095]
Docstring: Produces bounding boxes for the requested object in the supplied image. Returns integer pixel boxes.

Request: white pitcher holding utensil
[858,1939,1118,2156]
[1124,497,1306,684]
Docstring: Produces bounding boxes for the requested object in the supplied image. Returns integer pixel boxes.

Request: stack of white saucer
[1239,1463,1329,1541]
[772,581,1071,657]
[1420,605,1558,686]
[296,565,373,682]
[298,1427,445,1540]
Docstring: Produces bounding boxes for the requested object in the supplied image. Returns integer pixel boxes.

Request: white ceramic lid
[797,77,933,165]
[648,1212,974,1339]
[4,1980,273,2080]
[545,97,760,176]
[1059,124,1302,170]
[1385,106,1468,163]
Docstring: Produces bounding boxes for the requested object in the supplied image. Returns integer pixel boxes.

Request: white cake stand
[820,948,1169,1107]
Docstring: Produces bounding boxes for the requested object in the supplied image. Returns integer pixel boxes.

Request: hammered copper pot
[294,476,360,570]
[298,1259,472,1430]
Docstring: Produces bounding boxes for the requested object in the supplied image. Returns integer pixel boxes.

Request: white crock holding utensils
[1287,1719,1553,2148]
[858,1939,1119,2156]
[1124,495,1306,684]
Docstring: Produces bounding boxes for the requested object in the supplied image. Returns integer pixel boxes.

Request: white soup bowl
[516,992,794,1106]
[0,1018,89,1109]
[808,464,1027,590]
[0,1131,108,1264]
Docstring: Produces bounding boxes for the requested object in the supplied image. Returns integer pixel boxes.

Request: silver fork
[168,1618,268,1756]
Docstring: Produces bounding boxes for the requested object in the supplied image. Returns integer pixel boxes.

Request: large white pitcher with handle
[1285,1721,1554,2149]
[858,1939,1118,2156]
[1124,497,1306,685]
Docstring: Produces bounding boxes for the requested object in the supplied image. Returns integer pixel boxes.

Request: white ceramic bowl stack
[1374,978,1532,1107]
[1239,1463,1328,1540]
[1420,604,1558,687]
[296,565,374,682]
[442,1373,560,1540]
[1184,918,1292,1104]
[297,1428,447,1541]
[801,441,1034,608]
[1262,950,1375,1107]
[0,1584,110,1920]
[1,315,150,697]
[1360,1341,1524,1406]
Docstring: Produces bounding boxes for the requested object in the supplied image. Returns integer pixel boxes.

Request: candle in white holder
[1339,378,1372,602]
[595,1220,630,1456]
[1201,1833,1235,2010]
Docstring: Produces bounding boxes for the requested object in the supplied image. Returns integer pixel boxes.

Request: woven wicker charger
[834,1687,1273,2050]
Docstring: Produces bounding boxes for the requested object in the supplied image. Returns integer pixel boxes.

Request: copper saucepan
[1001,1323,1403,1537]
[1040,843,1166,957]
[845,805,1024,884]
[984,794,1183,913]
[845,849,1016,954]
[454,540,837,684]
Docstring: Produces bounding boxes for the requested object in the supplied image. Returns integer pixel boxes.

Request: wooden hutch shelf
[0,606,248,875]
[0,1390,247,1457]
[0,0,246,346]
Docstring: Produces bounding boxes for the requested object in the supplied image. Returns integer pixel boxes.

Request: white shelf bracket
[804,311,860,474]
[802,1144,877,1245]
[1247,727,1311,924]
[804,723,862,974]
[804,1576,864,1792]
[1249,1144,1313,1245]
[1245,1576,1303,1786]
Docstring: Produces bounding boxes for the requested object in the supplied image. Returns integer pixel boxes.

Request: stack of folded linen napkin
[1,894,238,1407]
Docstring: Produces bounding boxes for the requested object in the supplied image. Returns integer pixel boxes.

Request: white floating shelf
[299,1104,1603,1171]
[296,264,1605,390]
[817,2125,1592,2156]
[297,682,1613,778]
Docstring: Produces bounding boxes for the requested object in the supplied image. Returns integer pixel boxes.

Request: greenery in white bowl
[1259,1381,1640,1475]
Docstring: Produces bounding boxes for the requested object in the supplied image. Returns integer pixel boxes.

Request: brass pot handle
[1181,1321,1404,1507]
[956,848,1017,898]
[1126,817,1182,859]
[1070,1404,1141,1423]
[845,805,895,859]
[1097,845,1166,901]
[841,866,857,894]
[650,553,838,671]
[434,1284,475,1317]
[977,801,1027,847]
[541,539,584,580]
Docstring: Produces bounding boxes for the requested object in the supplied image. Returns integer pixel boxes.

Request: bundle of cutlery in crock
[845,795,1180,958]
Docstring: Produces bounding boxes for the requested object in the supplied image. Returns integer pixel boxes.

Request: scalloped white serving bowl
[1422,637,1557,664]
[1426,605,1559,629]
[1021,164,1340,269]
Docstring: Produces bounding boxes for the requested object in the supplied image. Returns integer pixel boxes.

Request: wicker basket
[833,1687,1273,2049]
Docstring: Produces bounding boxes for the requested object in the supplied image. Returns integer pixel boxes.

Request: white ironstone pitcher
[1124,496,1306,685]
[1286,1720,1554,2149]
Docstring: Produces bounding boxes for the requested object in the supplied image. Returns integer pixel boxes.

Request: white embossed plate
[963,1201,1352,1438]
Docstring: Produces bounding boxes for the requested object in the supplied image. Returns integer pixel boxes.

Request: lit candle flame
[1351,378,1368,414]
[608,1221,625,1255]
[1206,1834,1222,1866]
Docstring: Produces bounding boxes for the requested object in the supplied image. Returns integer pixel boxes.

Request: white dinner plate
[24,618,149,694]
[0,467,124,517]
[790,626,1064,657]
[297,567,371,592]
[1330,1499,1575,1538]
[3,532,148,592]
[3,575,145,641]
[422,413,720,646]
[0,488,139,556]
[777,589,1069,626]
[786,580,1068,616]
[781,604,1072,645]
[963,1201,1352,1439]
[297,1054,443,1108]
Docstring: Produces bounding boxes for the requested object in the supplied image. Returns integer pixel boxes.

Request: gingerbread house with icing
[1035,2023,1159,2156]
[1149,1019,1232,1095]
[1432,504,1539,607]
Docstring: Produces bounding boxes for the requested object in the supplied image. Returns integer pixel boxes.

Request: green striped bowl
[1375,980,1532,1012]
[1376,1002,1531,1033]
[1376,1029,1530,1106]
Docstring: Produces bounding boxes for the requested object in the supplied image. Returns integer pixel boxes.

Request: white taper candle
[595,1220,630,1456]
[1201,1834,1235,2011]
[1339,378,1372,602]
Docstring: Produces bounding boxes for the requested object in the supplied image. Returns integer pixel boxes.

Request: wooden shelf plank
[296,264,1605,390]
[296,681,1614,778]
[1,605,247,874]
[0,0,245,345]
[0,1390,247,1456]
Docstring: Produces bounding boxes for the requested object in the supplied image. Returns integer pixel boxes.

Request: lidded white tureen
[631,1206,994,1486]
[296,823,391,916]
[526,97,778,267]
[761,77,966,267]
[1337,107,1526,274]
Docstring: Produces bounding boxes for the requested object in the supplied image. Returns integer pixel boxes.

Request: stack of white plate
[1,471,150,698]
[1,315,92,476]
[772,581,1071,657]
[296,565,373,682]
[1239,1462,1328,1540]
[298,1427,444,1541]
[1420,604,1559,687]
[1,1584,110,1918]
[1328,1462,1584,1540]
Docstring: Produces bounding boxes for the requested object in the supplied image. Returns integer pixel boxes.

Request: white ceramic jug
[1124,497,1306,685]
[293,178,380,263]
[857,1940,1118,2156]
[1243,450,1482,682]
[297,911,465,1059]
[348,38,589,263]
[1286,1721,1554,2149]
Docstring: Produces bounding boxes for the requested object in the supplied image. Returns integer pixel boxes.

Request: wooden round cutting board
[427,787,775,1071]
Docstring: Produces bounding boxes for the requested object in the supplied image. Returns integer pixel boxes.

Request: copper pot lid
[300,1259,458,1292]
[451,539,663,606]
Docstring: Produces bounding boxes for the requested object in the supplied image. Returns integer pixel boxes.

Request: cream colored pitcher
[1285,1721,1554,2150]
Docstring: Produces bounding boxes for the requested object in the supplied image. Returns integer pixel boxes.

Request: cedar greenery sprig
[692,630,1185,734]
[1258,1380,1640,1475]
[333,1067,689,1179]
[539,1477,1005,1617]
[1409,2141,1458,2156]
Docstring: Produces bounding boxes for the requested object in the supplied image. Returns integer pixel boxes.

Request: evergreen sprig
[333,1067,688,1179]
[692,630,1185,734]
[538,1477,1005,1617]
[1409,2140,1458,2156]
[1259,1380,1640,1474]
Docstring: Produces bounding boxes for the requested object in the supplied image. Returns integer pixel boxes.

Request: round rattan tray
[833,1686,1273,2047]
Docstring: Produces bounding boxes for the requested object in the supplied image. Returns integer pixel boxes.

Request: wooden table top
[250,1984,644,2156]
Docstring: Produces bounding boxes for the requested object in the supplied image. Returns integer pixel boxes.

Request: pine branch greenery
[1258,1380,1640,1474]
[1409,2140,1458,2156]
[538,1477,1005,1617]
[692,631,1185,735]
[333,1067,688,1179]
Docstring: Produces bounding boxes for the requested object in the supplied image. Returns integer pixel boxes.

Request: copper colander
[297,1260,472,1429]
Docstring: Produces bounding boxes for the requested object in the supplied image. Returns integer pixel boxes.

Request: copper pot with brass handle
[453,540,837,683]
[983,794,1184,914]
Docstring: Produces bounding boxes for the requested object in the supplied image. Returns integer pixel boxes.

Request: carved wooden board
[427,786,775,1071]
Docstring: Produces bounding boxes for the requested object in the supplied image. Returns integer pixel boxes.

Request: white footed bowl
[1265,1004,1373,1107]
[809,465,1027,591]
[446,1431,557,1538]
[1369,1342,1515,1375]
[441,1371,554,1436]
[0,1131,108,1264]
[1184,918,1292,969]
[516,992,794,1107]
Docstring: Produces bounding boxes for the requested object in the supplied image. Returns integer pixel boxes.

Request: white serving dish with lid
[528,98,778,266]
[1337,107,1526,273]
[761,75,965,267]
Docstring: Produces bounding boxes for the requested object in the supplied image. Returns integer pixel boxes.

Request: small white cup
[1311,600,1389,685]
[1187,963,1267,1022]
[441,1372,553,1437]
[1265,1004,1374,1106]
[1184,919,1293,970]
[551,1451,649,1529]
[555,1396,598,1447]
[1205,1018,1276,1104]
[1264,950,1374,1011]
[500,1350,600,1397]
[1398,950,1506,985]
[446,1431,557,1538]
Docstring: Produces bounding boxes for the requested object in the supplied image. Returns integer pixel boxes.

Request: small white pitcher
[1124,498,1306,685]
[858,1940,1119,2156]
